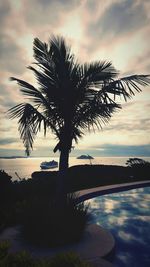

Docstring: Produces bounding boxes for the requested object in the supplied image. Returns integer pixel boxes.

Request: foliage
[0,170,13,203]
[126,158,150,179]
[0,170,12,187]
[0,240,10,260]
[0,241,91,267]
[126,158,150,167]
[21,193,89,247]
[0,171,15,230]
[14,174,56,201]
[7,36,150,156]
[0,160,149,231]
[2,251,35,267]
[0,172,57,231]
[48,252,92,267]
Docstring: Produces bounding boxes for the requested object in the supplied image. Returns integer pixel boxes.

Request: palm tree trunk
[56,148,70,205]
[59,148,69,171]
[55,118,72,204]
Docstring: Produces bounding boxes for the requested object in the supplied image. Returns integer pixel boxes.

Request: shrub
[0,240,10,260]
[0,170,13,202]
[21,193,89,247]
[126,158,150,179]
[0,170,12,186]
[5,251,35,267]
[0,242,92,267]
[48,252,92,267]
[126,158,150,167]
[0,171,16,230]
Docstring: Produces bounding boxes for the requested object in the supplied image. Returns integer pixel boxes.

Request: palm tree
[8,35,150,199]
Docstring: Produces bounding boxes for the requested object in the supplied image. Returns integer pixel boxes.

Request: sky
[0,0,150,158]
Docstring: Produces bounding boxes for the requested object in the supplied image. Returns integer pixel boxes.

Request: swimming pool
[87,186,150,267]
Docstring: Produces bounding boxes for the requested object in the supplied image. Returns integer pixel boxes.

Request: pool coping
[76,180,150,203]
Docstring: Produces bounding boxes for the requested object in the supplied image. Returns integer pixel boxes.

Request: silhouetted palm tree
[8,36,150,198]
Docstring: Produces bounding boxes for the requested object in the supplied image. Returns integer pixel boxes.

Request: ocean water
[0,156,150,180]
[87,186,150,267]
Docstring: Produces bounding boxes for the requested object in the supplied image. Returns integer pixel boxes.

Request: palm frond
[49,35,72,62]
[74,61,118,107]
[8,103,49,155]
[72,127,83,143]
[10,77,48,105]
[101,74,150,101]
[33,36,80,108]
[49,36,78,89]
[33,38,49,65]
[73,97,121,132]
[10,76,62,123]
[77,61,118,91]
[83,61,118,80]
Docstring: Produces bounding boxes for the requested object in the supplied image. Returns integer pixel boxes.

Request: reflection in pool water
[86,186,150,267]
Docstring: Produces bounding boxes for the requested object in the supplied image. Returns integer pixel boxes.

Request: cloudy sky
[0,0,150,157]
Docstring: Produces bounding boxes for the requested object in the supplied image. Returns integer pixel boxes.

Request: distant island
[76,155,94,159]
[0,156,28,159]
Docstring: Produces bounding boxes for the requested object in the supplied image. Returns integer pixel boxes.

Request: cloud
[0,148,25,157]
[99,0,148,36]
[125,47,150,74]
[0,1,11,26]
[19,0,81,33]
[0,32,27,75]
[104,112,150,132]
[0,2,27,75]
[87,0,149,40]
[100,144,150,157]
[36,0,81,7]
[92,146,150,157]
[0,138,19,145]
[0,83,23,110]
[92,144,150,157]
[82,0,150,73]
[0,126,10,133]
[0,0,150,157]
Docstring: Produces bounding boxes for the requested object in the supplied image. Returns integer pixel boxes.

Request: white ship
[40,160,58,169]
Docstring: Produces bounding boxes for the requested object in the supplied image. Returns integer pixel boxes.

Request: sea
[0,156,150,181]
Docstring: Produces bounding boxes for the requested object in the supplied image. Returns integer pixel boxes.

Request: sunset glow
[0,0,150,157]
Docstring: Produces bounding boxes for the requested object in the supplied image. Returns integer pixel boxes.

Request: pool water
[86,186,150,267]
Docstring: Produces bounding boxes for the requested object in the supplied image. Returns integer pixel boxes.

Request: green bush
[0,242,36,266]
[0,170,13,204]
[21,194,89,247]
[0,243,92,267]
[0,170,12,186]
[0,241,10,260]
[126,158,150,167]
[126,158,150,179]
[2,251,35,267]
[48,252,91,267]
[0,171,16,230]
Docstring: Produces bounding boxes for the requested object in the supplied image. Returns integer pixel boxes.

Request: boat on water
[77,154,94,159]
[40,160,58,169]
